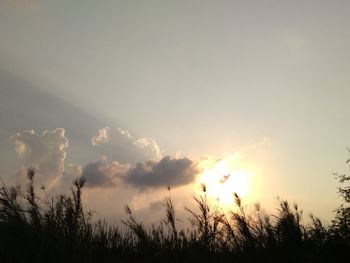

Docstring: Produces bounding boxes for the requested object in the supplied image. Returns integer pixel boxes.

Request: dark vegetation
[1,163,349,263]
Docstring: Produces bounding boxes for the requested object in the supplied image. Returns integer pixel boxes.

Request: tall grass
[0,168,349,262]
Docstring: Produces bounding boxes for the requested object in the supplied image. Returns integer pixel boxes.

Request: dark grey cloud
[125,156,198,189]
[82,160,113,187]
[81,159,129,188]
[81,156,198,190]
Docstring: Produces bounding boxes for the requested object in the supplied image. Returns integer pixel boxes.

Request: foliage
[0,167,349,263]
[330,157,350,246]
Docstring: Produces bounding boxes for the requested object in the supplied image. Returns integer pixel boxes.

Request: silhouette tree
[332,167,350,240]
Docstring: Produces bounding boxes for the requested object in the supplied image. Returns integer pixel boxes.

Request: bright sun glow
[198,155,254,210]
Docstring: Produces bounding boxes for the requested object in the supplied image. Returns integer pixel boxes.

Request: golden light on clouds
[197,154,256,210]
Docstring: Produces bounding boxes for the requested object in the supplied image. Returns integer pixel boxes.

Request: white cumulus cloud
[91,127,162,163]
[10,128,68,184]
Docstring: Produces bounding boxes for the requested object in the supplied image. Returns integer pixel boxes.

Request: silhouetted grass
[0,168,349,262]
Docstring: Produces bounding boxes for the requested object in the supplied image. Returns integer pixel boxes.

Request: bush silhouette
[0,166,349,262]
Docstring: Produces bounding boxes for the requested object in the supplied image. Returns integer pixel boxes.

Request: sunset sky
[1,0,350,225]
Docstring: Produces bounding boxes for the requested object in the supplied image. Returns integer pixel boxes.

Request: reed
[0,168,349,262]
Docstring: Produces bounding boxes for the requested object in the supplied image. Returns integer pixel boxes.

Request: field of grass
[1,168,349,262]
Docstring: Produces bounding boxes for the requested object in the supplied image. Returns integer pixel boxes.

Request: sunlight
[198,155,253,210]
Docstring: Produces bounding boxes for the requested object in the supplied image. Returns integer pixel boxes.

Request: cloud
[10,128,68,183]
[91,127,162,163]
[52,163,84,192]
[81,159,129,188]
[8,127,174,191]
[125,156,198,190]
[92,127,111,145]
[81,156,198,190]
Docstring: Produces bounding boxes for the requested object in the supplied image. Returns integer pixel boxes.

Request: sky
[1,0,350,225]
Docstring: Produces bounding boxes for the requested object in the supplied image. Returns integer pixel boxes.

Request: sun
[197,155,253,210]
